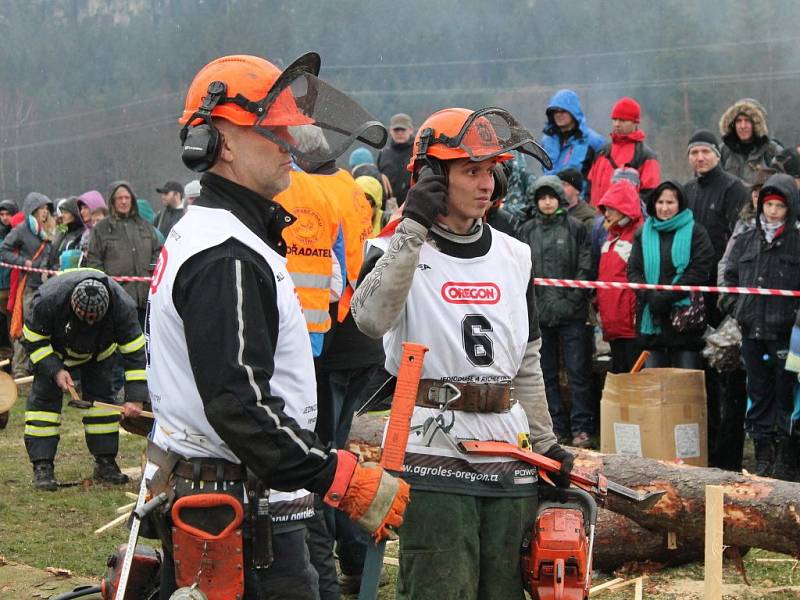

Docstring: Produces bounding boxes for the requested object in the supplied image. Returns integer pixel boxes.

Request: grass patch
[0,385,146,577]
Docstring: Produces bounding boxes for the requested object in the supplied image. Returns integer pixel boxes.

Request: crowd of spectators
[1,95,799,597]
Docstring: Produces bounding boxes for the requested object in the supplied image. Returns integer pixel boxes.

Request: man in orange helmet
[351,108,574,599]
[144,53,408,599]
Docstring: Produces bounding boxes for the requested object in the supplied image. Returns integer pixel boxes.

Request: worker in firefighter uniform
[21,268,147,491]
[145,53,409,600]
[351,108,575,600]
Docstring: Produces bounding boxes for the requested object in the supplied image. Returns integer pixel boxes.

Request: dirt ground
[0,560,98,599]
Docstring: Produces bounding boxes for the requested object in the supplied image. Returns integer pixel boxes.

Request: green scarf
[640,208,694,335]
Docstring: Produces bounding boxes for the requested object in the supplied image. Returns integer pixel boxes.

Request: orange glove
[324,450,410,541]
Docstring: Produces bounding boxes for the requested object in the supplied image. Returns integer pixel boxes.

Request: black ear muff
[180,80,228,173]
[412,127,448,186]
[180,122,221,172]
[491,163,507,203]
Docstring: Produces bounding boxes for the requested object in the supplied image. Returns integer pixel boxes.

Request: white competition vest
[371,227,537,496]
[147,206,316,510]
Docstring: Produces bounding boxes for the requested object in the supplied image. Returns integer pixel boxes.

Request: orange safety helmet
[179,54,317,128]
[178,52,387,172]
[407,107,551,177]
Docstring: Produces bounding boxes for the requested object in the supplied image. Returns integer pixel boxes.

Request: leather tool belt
[415,380,514,413]
[146,441,246,491]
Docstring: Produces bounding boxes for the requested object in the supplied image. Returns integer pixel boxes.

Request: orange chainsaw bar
[460,440,665,509]
[380,342,428,472]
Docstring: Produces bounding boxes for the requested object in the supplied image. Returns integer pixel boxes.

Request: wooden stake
[634,577,643,600]
[704,485,724,600]
[589,577,625,596]
[116,502,136,514]
[94,511,131,534]
[667,531,678,549]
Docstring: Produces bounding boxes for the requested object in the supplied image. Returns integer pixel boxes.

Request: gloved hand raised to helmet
[324,450,410,541]
[543,444,575,489]
[402,168,448,230]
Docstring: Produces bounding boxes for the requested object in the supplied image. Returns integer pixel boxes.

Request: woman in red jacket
[595,180,644,373]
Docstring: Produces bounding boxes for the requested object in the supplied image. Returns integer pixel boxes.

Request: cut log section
[593,509,701,571]
[574,450,800,558]
[348,413,800,560]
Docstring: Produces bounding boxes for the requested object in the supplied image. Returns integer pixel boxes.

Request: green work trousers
[396,488,538,600]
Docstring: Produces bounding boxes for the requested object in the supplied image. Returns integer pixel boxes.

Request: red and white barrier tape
[2,262,798,297]
[533,277,800,298]
[0,262,151,283]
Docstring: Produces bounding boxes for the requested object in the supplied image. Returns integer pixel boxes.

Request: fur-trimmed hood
[719,98,769,141]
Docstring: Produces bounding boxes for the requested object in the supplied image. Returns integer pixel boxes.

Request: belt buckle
[427,382,462,412]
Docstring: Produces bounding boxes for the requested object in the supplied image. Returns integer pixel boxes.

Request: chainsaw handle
[171,493,244,540]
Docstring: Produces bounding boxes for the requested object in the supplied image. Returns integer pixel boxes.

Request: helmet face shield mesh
[254,71,387,164]
[456,109,552,169]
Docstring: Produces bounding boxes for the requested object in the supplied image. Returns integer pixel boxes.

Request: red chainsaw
[460,440,664,600]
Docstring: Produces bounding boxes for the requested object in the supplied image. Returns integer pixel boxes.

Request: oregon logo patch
[441,282,500,304]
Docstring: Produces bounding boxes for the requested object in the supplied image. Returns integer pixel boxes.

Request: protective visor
[435,108,552,169]
[251,56,387,163]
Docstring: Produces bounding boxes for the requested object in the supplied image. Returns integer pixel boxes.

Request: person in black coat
[722,173,800,479]
[628,180,714,369]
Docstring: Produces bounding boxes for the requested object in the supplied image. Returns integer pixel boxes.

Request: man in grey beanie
[683,129,750,471]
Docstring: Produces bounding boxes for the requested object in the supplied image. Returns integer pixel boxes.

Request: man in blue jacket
[541,89,605,181]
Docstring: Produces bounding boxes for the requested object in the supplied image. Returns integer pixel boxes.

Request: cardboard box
[600,368,707,466]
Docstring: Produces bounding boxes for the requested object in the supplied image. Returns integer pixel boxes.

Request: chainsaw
[459,439,664,600]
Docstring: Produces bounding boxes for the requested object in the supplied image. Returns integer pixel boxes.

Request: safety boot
[772,437,800,482]
[753,438,775,477]
[33,460,58,491]
[93,456,130,485]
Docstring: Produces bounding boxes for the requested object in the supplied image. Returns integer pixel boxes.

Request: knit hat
[557,168,583,191]
[0,199,19,215]
[349,147,374,169]
[611,167,641,190]
[762,193,787,206]
[71,279,110,324]
[610,97,641,123]
[687,129,721,158]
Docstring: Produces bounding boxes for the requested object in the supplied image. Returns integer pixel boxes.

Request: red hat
[611,97,641,123]
[763,193,787,205]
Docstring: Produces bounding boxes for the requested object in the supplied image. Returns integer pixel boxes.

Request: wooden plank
[704,485,725,600]
[94,511,130,534]
[589,577,625,596]
[634,577,643,600]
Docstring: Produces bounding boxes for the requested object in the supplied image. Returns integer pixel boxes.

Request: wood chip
[44,567,73,577]
[0,555,6,566]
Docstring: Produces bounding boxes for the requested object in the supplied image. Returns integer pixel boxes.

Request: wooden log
[573,449,800,558]
[592,508,702,571]
[347,416,800,559]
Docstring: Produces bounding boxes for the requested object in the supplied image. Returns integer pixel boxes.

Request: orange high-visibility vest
[315,169,373,288]
[275,170,340,334]
[313,169,373,323]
